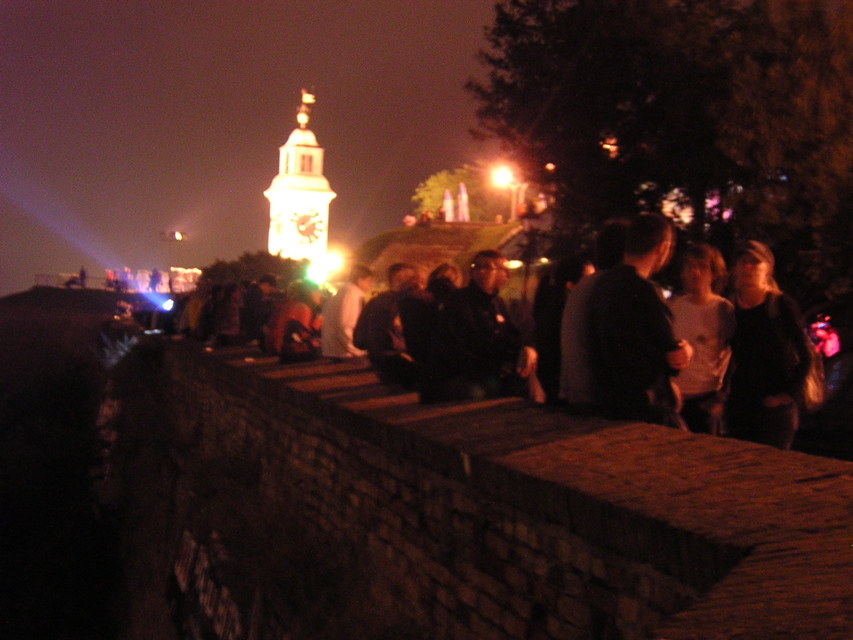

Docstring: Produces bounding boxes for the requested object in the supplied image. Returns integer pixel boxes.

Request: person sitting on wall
[321,264,374,361]
[354,263,422,388]
[419,250,540,403]
[242,273,280,345]
[398,262,462,365]
[265,279,323,363]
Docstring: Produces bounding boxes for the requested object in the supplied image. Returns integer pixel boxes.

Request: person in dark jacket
[398,262,461,365]
[588,214,693,427]
[419,250,538,403]
[353,263,421,388]
[726,241,815,450]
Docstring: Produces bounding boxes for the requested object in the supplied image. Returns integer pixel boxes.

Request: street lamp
[491,165,527,222]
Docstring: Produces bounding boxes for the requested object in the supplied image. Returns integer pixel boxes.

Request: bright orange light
[492,166,514,188]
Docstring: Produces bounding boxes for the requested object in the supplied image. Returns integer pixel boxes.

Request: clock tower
[265,90,336,262]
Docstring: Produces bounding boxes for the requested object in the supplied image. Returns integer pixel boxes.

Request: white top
[321,282,368,358]
[668,294,735,396]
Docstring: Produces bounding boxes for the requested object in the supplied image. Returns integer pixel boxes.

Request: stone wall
[151,340,853,640]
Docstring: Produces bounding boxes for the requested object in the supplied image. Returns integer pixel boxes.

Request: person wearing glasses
[419,250,540,403]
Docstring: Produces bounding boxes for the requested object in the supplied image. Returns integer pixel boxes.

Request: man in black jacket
[420,250,537,403]
[588,214,693,427]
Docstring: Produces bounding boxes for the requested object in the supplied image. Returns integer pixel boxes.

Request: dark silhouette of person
[532,256,594,404]
[398,262,461,365]
[354,263,421,388]
[588,214,693,427]
[419,250,538,403]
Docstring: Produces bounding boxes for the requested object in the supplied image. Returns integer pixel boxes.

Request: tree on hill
[411,164,514,222]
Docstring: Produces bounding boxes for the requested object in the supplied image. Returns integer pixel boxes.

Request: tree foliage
[200,251,306,288]
[469,0,853,303]
[411,164,511,222]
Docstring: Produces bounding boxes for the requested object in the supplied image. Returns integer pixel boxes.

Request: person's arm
[341,287,367,357]
[666,340,694,371]
[771,294,814,404]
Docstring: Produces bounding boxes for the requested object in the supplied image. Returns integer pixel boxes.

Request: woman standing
[668,244,735,435]
[726,241,815,449]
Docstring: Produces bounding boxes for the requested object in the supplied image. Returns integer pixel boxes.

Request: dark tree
[200,251,306,288]
[468,1,737,229]
[714,0,853,304]
[469,0,853,303]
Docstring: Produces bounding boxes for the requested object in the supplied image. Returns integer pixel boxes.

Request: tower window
[300,155,314,173]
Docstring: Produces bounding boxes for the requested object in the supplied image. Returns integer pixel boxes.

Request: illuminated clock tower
[265,90,336,262]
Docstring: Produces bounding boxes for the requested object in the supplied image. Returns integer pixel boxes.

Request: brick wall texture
[152,341,853,640]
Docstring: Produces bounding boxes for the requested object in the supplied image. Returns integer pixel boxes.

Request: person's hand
[517,346,538,378]
[763,393,794,408]
[667,340,693,371]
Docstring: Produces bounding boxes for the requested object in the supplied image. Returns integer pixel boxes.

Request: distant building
[264,90,336,263]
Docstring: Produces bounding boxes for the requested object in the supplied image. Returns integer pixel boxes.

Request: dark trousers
[681,392,724,436]
[726,397,799,450]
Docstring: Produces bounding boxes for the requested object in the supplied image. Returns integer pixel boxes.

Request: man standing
[420,250,538,403]
[588,214,693,426]
[322,264,374,360]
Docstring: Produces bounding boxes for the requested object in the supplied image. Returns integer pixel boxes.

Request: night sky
[0,1,498,296]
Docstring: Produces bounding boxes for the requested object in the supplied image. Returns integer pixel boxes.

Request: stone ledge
[176,340,853,639]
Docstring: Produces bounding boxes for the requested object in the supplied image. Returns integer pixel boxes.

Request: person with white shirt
[668,243,735,434]
[321,264,374,360]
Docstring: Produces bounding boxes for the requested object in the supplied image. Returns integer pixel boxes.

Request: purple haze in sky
[0,1,497,296]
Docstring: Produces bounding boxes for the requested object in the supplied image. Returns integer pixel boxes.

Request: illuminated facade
[265,91,336,262]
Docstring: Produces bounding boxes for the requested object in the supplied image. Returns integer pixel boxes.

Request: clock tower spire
[265,90,336,262]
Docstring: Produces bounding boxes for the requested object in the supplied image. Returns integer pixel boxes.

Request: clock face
[291,210,324,244]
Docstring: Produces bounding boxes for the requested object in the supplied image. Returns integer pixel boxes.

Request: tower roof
[285,127,319,147]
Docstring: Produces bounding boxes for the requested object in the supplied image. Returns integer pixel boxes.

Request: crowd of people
[174,213,822,452]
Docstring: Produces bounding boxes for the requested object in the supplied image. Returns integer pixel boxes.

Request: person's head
[286,279,322,307]
[625,213,674,274]
[387,262,420,293]
[349,264,374,292]
[470,250,509,295]
[258,273,277,294]
[222,281,241,302]
[732,240,777,293]
[428,263,462,289]
[595,218,631,270]
[554,256,595,290]
[680,243,727,295]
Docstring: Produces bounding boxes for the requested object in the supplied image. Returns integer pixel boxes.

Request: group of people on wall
[317,213,820,452]
[182,212,821,453]
[544,214,819,451]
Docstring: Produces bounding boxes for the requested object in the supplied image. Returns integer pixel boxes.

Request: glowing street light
[306,250,345,285]
[491,165,527,222]
[492,166,514,189]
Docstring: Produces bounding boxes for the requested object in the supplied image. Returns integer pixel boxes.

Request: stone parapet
[159,340,853,640]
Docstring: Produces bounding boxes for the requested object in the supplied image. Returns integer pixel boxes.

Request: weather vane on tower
[297,88,315,128]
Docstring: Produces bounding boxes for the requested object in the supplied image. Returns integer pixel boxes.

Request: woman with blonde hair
[726,241,816,449]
